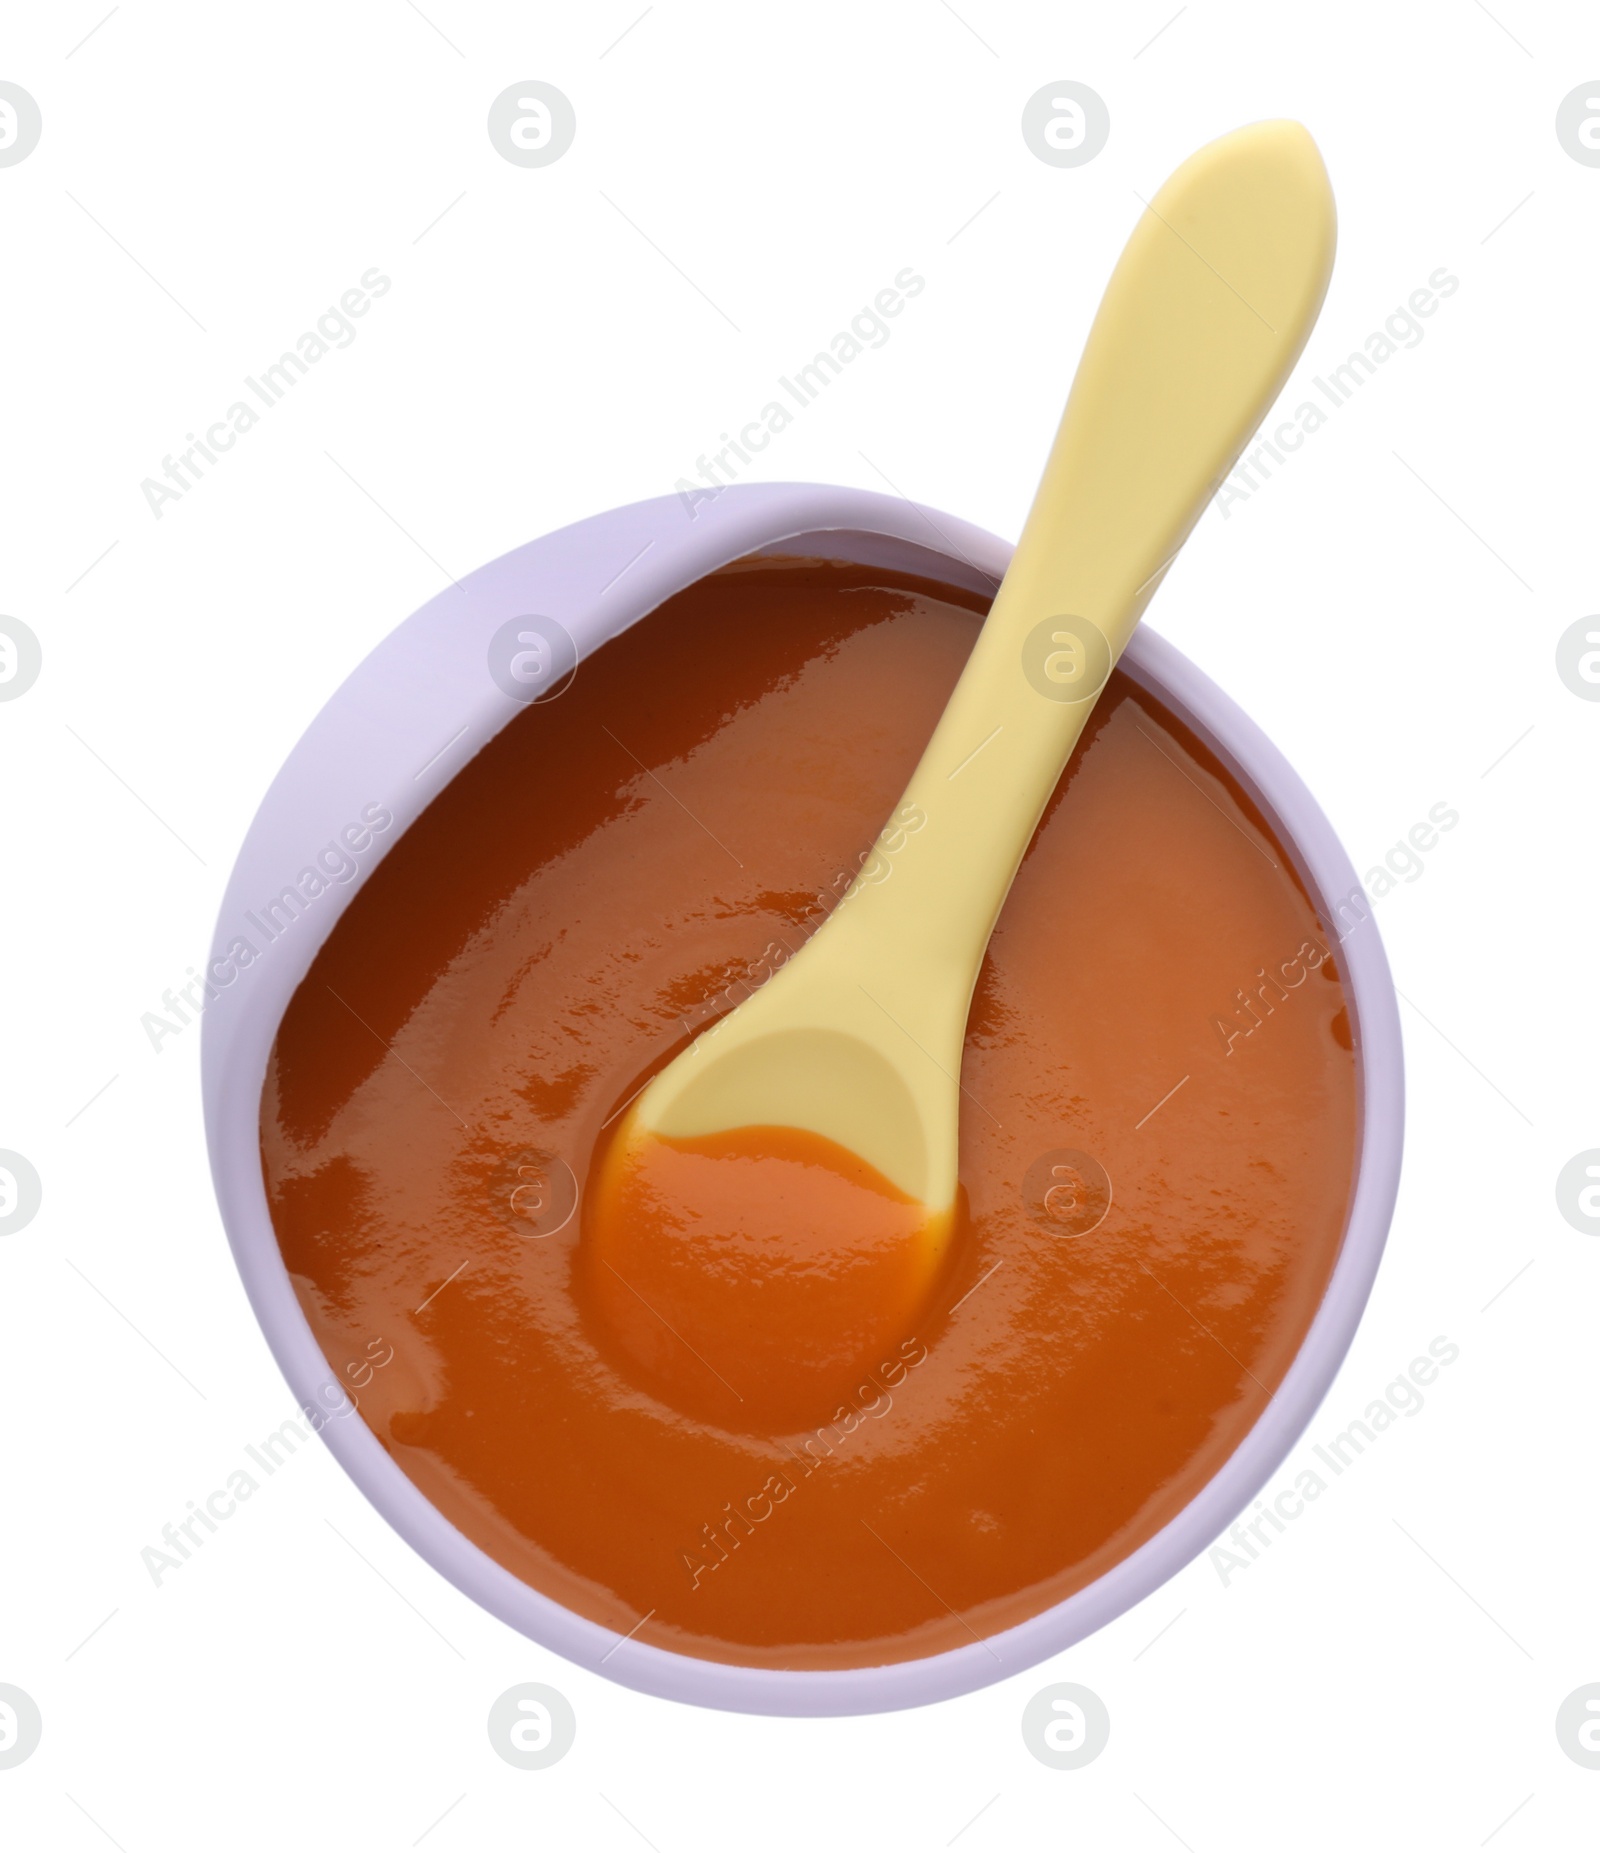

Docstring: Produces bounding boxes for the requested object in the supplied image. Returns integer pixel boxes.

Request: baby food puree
[261,553,1356,1669]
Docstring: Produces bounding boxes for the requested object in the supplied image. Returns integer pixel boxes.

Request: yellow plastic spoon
[604,121,1335,1302]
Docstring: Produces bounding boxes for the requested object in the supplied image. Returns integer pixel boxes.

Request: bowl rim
[201,481,1402,1716]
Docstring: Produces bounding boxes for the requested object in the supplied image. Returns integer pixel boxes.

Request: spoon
[589,121,1336,1420]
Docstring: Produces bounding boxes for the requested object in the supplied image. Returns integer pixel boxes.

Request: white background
[2,0,1596,1846]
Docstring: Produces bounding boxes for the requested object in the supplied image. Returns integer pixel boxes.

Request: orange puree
[588,1121,947,1433]
[261,553,1358,1670]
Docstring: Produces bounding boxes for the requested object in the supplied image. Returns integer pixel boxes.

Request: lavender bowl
[201,482,1402,1716]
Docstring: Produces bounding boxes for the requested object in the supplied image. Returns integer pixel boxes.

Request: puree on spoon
[261,552,1357,1670]
[588,1120,951,1432]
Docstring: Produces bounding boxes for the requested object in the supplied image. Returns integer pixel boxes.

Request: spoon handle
[835,120,1336,1037]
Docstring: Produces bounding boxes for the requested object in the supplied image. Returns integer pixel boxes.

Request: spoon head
[639,1022,939,1197]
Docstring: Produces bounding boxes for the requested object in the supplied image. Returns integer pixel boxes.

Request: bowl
[201,482,1402,1715]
